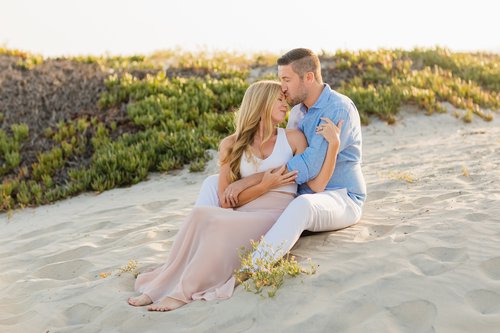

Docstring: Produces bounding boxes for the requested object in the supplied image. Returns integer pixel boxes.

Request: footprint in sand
[104,220,165,240]
[395,225,419,234]
[465,289,500,315]
[479,257,500,280]
[409,247,468,276]
[435,191,465,201]
[388,299,437,333]
[40,245,98,266]
[77,220,116,234]
[35,259,93,280]
[390,225,419,243]
[354,224,394,242]
[465,213,489,222]
[0,298,32,318]
[12,235,57,253]
[399,203,418,211]
[16,221,75,240]
[78,205,137,217]
[0,310,38,326]
[366,190,389,202]
[140,199,178,212]
[63,303,103,326]
[413,196,435,206]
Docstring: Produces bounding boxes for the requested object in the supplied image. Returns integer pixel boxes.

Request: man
[195,48,366,260]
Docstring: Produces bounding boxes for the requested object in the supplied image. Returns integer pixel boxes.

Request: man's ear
[305,72,315,83]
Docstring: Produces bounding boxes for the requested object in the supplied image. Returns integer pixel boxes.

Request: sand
[1,109,499,333]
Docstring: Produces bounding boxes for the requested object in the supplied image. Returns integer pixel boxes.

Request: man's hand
[261,165,298,191]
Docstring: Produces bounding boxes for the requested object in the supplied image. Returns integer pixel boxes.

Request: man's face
[278,64,308,107]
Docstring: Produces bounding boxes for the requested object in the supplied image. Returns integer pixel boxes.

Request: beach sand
[1,109,499,333]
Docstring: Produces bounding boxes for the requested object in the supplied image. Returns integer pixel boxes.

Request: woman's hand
[316,117,343,147]
[260,165,298,191]
[223,180,247,207]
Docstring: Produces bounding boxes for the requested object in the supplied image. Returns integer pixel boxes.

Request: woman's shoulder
[219,134,236,152]
[285,128,305,141]
[219,134,236,149]
[285,128,307,152]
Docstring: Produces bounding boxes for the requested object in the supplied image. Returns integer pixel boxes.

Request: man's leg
[254,189,362,261]
[194,174,221,207]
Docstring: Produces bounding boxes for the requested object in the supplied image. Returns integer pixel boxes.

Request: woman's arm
[221,172,265,207]
[217,135,237,208]
[218,136,296,208]
[231,166,296,207]
[306,117,343,192]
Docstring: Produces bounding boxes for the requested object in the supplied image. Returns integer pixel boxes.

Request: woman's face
[271,92,289,125]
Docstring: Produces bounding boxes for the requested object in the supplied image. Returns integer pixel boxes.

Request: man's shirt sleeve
[287,106,352,185]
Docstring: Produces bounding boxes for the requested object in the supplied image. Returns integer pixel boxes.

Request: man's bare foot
[147,297,186,312]
[128,294,152,307]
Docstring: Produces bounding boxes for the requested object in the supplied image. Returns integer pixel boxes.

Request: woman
[128,80,342,311]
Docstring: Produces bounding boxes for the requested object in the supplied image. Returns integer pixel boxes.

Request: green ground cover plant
[0,47,498,211]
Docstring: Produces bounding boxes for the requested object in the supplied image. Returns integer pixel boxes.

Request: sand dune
[1,109,499,333]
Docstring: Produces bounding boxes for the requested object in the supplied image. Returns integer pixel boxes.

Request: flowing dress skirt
[134,191,294,304]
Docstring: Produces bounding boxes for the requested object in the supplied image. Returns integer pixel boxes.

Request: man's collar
[299,84,331,113]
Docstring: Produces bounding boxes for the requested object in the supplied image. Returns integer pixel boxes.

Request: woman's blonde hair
[222,80,283,182]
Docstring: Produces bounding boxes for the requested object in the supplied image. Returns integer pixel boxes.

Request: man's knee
[279,194,316,229]
[289,194,315,213]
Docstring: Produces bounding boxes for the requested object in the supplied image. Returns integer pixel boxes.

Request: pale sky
[1,0,499,57]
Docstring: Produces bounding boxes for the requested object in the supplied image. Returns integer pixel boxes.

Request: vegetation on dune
[321,48,499,123]
[235,238,317,298]
[0,47,498,212]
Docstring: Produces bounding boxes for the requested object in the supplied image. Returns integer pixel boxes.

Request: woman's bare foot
[147,297,186,312]
[128,294,152,307]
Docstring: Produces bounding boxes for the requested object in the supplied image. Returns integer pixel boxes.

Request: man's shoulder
[323,89,358,119]
[327,89,356,109]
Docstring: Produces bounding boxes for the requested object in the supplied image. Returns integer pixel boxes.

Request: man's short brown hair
[277,48,322,83]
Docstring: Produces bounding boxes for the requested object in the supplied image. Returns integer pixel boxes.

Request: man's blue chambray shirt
[286,84,366,207]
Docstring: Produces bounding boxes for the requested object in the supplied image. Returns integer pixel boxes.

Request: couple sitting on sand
[128,48,366,311]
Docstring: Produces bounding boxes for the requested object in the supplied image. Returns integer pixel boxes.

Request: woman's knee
[201,174,219,191]
[189,207,218,228]
[189,207,211,222]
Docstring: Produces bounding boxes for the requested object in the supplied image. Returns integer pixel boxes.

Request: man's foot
[128,294,152,307]
[147,297,186,312]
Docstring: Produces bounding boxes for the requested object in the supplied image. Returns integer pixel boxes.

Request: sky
[1,0,499,57]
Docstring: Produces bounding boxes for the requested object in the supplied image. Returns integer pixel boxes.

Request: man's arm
[306,118,342,192]
[287,108,351,184]
[287,129,329,184]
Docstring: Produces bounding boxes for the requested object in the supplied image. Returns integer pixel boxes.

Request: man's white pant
[194,174,362,261]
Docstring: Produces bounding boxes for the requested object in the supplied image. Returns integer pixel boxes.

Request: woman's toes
[128,294,152,307]
[148,305,170,312]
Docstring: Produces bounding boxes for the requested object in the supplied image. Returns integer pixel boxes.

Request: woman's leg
[133,192,292,311]
[194,174,220,207]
